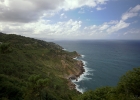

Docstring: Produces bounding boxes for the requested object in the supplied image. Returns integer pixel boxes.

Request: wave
[74,55,85,59]
[81,55,85,58]
[72,56,94,93]
[73,57,77,60]
[62,48,67,51]
[74,84,87,93]
[77,60,93,82]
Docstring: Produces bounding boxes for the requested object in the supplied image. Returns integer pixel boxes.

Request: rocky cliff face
[60,55,85,80]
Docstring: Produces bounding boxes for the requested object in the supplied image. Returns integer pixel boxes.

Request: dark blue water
[54,40,140,93]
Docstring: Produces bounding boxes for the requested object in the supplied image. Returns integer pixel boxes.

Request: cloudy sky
[0,0,140,40]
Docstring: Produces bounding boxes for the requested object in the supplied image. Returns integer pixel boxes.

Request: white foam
[73,57,77,60]
[76,60,93,82]
[72,57,94,93]
[81,55,85,58]
[62,48,67,51]
[75,84,86,94]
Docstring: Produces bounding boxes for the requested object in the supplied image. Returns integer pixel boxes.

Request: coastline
[60,48,86,93]
[68,54,86,93]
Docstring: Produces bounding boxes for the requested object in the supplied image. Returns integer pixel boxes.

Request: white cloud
[122,4,140,21]
[0,0,109,23]
[104,20,119,24]
[0,0,109,39]
[124,28,140,35]
[0,19,82,38]
[62,0,97,10]
[62,0,109,11]
[84,20,130,35]
[122,12,138,21]
[0,0,139,40]
[96,0,108,4]
[83,5,140,36]
[130,5,140,12]
[107,20,130,33]
[41,12,56,18]
[60,13,67,19]
[96,6,106,10]
[99,24,109,30]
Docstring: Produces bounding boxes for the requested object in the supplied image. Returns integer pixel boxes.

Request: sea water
[54,40,140,93]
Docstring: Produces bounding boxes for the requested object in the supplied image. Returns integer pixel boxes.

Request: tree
[76,87,114,100]
[0,74,23,100]
[117,68,140,97]
[24,75,49,100]
[0,43,12,54]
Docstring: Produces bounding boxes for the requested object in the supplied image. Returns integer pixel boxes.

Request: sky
[0,0,140,40]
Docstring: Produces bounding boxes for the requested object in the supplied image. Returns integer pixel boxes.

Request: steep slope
[0,32,82,100]
[1,32,140,100]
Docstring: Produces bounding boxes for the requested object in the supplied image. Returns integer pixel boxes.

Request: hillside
[0,32,83,100]
[0,32,140,100]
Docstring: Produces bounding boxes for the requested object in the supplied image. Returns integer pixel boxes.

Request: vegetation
[0,32,140,100]
[0,32,80,100]
[74,68,140,100]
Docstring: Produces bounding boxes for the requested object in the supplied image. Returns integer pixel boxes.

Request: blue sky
[0,0,140,40]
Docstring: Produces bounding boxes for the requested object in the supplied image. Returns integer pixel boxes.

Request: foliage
[75,68,140,100]
[0,32,140,100]
[0,74,23,100]
[117,68,140,97]
[0,32,79,100]
[0,43,12,54]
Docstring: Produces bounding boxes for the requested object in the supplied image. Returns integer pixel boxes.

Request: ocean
[54,40,140,93]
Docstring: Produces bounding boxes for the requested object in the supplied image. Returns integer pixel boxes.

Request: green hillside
[0,32,82,100]
[0,32,140,100]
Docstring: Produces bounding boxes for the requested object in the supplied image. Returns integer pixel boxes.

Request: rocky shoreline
[68,60,85,80]
[67,55,85,93]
